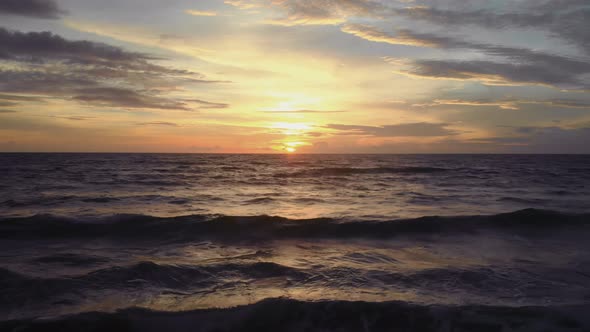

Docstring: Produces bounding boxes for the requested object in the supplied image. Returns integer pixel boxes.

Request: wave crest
[0,209,587,241]
[2,298,588,332]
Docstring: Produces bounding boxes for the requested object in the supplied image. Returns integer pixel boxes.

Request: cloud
[185,10,218,17]
[420,98,590,110]
[0,28,226,111]
[50,115,95,121]
[340,24,438,47]
[224,0,263,10]
[395,59,590,89]
[0,101,18,107]
[138,121,180,127]
[0,94,44,102]
[0,70,99,94]
[418,99,520,110]
[325,123,459,137]
[395,5,590,54]
[184,99,229,109]
[0,27,157,66]
[0,0,64,19]
[344,24,590,89]
[73,87,190,110]
[227,0,384,25]
[263,109,345,113]
[0,109,17,113]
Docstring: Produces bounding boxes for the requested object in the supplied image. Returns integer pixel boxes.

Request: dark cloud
[395,4,590,54]
[344,24,590,88]
[0,93,44,102]
[416,98,590,110]
[325,123,458,137]
[398,59,589,89]
[0,0,64,19]
[0,27,156,65]
[0,70,99,94]
[73,87,189,110]
[0,101,17,107]
[0,28,226,111]
[0,109,17,113]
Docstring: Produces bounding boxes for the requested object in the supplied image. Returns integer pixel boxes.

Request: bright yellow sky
[1,0,590,153]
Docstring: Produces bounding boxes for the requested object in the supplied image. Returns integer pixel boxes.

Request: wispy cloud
[325,123,459,137]
[138,121,180,127]
[184,99,229,110]
[393,58,590,89]
[263,109,345,113]
[395,4,590,54]
[227,0,384,25]
[345,24,590,89]
[73,87,190,110]
[418,98,590,110]
[341,24,438,47]
[185,10,218,17]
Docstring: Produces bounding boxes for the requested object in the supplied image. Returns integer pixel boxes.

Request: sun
[285,147,296,153]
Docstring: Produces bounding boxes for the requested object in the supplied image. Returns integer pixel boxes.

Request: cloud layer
[325,123,458,137]
[0,28,227,111]
[0,0,64,19]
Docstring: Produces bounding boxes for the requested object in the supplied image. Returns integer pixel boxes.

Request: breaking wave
[2,298,588,332]
[0,209,588,241]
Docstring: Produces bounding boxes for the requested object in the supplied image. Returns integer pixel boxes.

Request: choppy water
[2,153,590,219]
[1,153,590,331]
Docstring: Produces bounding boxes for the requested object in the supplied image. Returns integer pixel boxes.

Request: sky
[0,0,589,153]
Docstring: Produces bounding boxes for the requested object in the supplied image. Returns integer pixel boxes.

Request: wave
[0,261,307,308]
[0,209,588,241]
[3,261,304,286]
[2,297,588,332]
[2,261,578,308]
[497,196,550,204]
[276,166,450,177]
[32,253,110,267]
[243,197,276,205]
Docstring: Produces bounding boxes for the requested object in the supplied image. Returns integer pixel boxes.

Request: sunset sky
[0,0,589,153]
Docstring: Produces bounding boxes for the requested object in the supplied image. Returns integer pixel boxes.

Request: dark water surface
[1,154,590,331]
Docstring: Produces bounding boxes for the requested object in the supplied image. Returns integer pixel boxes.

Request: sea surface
[1,153,590,331]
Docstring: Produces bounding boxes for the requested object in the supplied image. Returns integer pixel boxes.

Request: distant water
[1,153,590,219]
[1,153,590,331]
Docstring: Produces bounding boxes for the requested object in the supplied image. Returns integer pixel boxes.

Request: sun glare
[285,147,296,153]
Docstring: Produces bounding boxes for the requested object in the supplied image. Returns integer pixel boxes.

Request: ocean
[1,153,590,331]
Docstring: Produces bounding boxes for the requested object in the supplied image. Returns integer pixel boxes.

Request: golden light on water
[267,123,314,153]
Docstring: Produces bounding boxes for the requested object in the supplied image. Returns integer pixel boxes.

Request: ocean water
[1,153,590,331]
